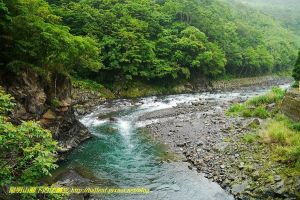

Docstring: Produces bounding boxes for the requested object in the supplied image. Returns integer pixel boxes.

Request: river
[56,83,290,200]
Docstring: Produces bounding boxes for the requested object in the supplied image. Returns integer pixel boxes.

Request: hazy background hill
[227,0,300,36]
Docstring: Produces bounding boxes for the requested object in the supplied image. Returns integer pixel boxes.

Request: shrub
[290,122,300,131]
[0,87,15,115]
[0,88,59,199]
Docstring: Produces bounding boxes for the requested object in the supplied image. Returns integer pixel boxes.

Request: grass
[227,87,286,119]
[246,87,285,106]
[261,115,300,170]
[242,133,258,143]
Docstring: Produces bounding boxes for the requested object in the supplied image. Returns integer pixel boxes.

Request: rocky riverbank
[139,87,299,199]
[209,75,292,91]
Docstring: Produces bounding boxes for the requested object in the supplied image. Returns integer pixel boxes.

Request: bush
[0,87,15,115]
[290,122,300,131]
[0,88,59,199]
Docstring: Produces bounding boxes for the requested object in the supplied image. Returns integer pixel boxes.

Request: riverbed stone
[231,181,249,195]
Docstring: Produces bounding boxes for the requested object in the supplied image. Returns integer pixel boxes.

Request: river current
[59,84,290,200]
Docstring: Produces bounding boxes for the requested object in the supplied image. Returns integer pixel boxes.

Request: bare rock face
[281,88,300,121]
[0,70,91,153]
[1,70,47,120]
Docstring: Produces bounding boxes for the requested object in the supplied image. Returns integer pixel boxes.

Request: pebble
[274,175,281,182]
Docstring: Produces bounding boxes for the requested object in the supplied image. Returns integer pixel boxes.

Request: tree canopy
[1,0,299,83]
[0,0,102,77]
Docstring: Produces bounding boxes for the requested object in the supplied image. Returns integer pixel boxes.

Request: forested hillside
[1,0,299,88]
[235,0,300,36]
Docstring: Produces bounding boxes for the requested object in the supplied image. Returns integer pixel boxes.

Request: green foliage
[51,98,60,108]
[72,77,115,99]
[72,78,104,91]
[0,87,15,115]
[293,51,300,81]
[290,122,300,132]
[237,0,300,36]
[227,87,286,119]
[0,88,59,198]
[1,0,102,77]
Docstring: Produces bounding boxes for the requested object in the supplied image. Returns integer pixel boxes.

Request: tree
[293,51,300,81]
[1,0,103,76]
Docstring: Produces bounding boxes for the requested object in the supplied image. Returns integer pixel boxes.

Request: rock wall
[281,88,300,121]
[0,70,91,154]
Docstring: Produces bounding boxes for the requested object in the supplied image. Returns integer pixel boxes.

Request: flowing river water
[56,84,290,200]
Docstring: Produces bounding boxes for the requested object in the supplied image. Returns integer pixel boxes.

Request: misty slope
[234,0,300,36]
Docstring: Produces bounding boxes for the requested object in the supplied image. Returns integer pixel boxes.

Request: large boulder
[281,88,300,121]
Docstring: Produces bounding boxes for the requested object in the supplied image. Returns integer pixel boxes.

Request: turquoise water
[63,120,171,187]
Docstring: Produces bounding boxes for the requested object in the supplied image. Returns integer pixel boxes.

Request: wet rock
[109,117,118,122]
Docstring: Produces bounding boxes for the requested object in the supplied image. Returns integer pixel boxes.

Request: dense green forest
[1,0,300,88]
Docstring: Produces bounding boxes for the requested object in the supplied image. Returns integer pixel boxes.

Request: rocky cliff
[281,88,300,121]
[0,70,91,154]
